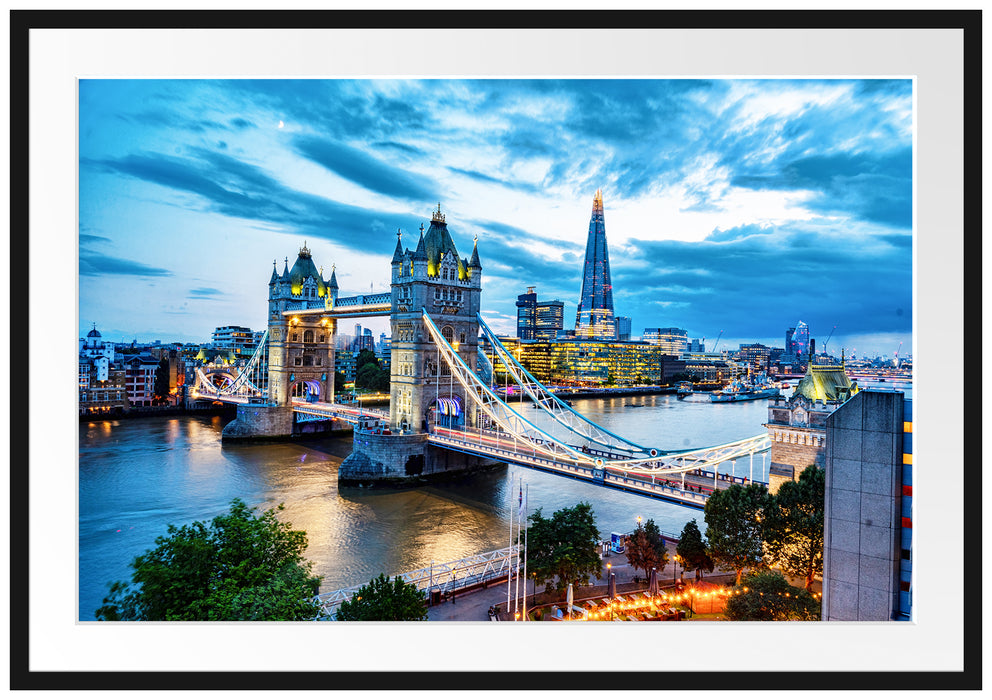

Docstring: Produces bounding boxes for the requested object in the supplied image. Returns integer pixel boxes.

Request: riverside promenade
[426,543,740,622]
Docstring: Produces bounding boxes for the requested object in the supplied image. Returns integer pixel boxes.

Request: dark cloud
[731,149,912,228]
[79,233,112,246]
[373,141,426,157]
[610,227,911,339]
[80,253,173,277]
[229,117,255,130]
[188,287,223,298]
[447,167,540,194]
[81,147,437,261]
[293,135,438,201]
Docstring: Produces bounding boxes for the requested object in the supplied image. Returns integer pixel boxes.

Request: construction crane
[894,341,903,368]
[823,325,837,354]
[710,330,723,353]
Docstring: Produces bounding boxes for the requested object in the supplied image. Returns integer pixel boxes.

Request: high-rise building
[615,316,632,341]
[574,190,616,339]
[516,287,538,339]
[643,327,688,355]
[535,299,564,340]
[792,321,809,357]
[785,327,796,356]
[517,287,565,340]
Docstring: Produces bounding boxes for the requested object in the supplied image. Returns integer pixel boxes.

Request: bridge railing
[313,544,521,620]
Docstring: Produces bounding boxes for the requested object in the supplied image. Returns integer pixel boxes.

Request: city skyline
[80,78,913,357]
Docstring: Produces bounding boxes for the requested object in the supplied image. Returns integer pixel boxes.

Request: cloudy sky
[79,78,912,358]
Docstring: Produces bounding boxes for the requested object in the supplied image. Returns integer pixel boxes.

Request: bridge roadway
[196,397,763,506]
[427,425,761,509]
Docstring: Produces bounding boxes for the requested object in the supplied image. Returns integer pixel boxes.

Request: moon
[278,120,284,129]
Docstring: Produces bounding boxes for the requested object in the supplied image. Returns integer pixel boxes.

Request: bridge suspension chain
[424,310,770,475]
[192,329,269,400]
[477,313,658,458]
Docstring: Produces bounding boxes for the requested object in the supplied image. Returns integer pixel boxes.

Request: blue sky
[79,78,913,358]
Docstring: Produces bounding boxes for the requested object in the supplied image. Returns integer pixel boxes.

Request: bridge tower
[222,243,336,441]
[265,242,337,406]
[388,205,483,433]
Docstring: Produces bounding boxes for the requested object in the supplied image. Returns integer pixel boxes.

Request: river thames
[79,392,777,620]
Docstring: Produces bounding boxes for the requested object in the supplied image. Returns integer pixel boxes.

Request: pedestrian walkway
[425,543,748,622]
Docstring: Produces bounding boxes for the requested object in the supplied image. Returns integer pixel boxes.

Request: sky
[79,78,913,359]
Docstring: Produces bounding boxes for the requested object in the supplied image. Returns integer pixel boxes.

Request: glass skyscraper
[574,189,616,339]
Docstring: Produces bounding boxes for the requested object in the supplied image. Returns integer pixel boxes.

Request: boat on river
[710,374,781,403]
[675,381,693,400]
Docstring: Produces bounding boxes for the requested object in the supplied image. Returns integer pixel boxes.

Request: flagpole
[514,478,522,617]
[506,481,514,616]
[522,483,529,621]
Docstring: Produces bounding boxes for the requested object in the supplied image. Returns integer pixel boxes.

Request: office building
[518,287,565,341]
[643,327,688,355]
[615,316,632,341]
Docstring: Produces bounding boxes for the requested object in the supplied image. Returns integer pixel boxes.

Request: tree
[335,574,428,621]
[723,570,820,621]
[763,465,825,591]
[354,350,390,392]
[526,502,602,595]
[676,519,714,581]
[95,499,322,621]
[704,483,769,584]
[625,519,669,581]
[153,357,170,405]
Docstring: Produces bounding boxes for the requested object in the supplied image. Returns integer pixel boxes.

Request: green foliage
[354,350,390,392]
[704,483,769,584]
[763,465,825,591]
[95,499,322,621]
[335,574,428,621]
[153,357,170,405]
[676,518,714,581]
[526,502,602,594]
[625,519,669,580]
[723,570,820,621]
[355,349,379,371]
[334,370,346,390]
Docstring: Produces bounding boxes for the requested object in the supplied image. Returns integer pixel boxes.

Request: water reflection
[79,395,772,620]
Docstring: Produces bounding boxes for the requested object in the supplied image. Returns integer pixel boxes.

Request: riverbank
[79,403,236,421]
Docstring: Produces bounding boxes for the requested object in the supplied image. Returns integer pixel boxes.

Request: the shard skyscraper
[574,189,616,339]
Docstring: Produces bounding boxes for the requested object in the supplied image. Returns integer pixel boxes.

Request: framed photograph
[10,8,978,693]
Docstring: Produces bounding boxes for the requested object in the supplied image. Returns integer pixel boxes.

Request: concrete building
[822,390,912,621]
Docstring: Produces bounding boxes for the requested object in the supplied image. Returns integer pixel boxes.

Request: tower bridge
[192,204,769,504]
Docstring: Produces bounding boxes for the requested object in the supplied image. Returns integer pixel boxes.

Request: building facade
[574,190,616,339]
[615,316,632,342]
[491,337,685,386]
[822,390,912,621]
[517,287,565,340]
[211,325,256,358]
[737,343,771,370]
[643,327,688,355]
[78,326,128,414]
